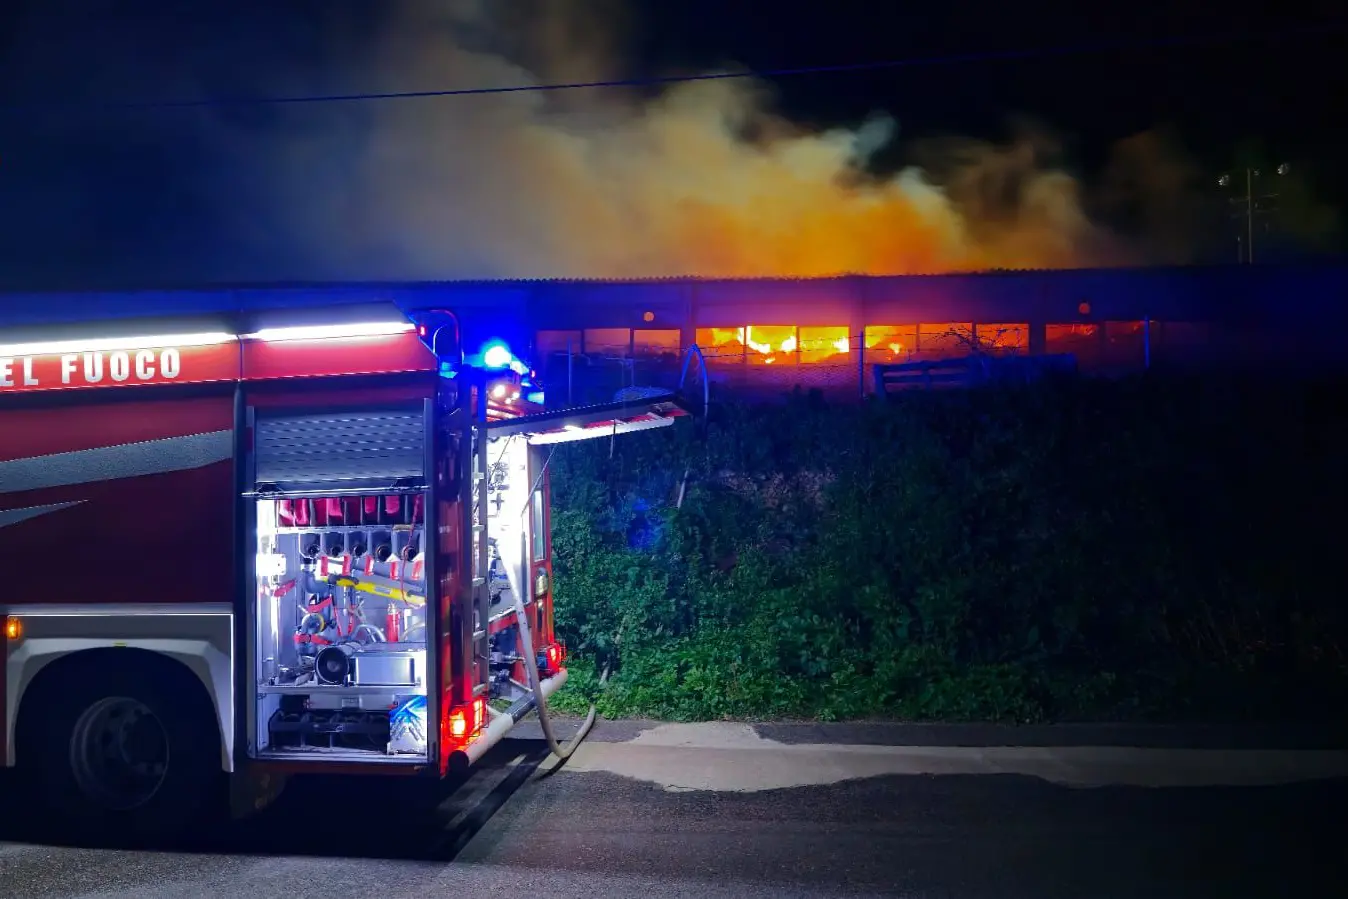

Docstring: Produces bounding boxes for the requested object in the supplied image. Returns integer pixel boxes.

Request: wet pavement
[1,721,1345,898]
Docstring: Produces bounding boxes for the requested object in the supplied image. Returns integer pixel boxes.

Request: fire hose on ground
[499,442,609,762]
[506,567,611,762]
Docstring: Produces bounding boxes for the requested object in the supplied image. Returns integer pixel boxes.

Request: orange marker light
[4,616,21,640]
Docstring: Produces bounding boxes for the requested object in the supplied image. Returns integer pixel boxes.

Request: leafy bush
[546,373,1348,723]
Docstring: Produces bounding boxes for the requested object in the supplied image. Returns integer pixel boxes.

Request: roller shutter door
[253,405,427,491]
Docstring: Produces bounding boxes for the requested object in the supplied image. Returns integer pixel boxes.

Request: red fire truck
[0,300,688,833]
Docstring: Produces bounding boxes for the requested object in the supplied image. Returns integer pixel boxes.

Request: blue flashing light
[508,359,528,375]
[481,341,513,369]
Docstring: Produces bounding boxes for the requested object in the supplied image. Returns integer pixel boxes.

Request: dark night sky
[0,0,1343,288]
[644,1,1342,154]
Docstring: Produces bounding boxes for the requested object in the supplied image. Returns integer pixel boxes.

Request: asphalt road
[1,725,1345,898]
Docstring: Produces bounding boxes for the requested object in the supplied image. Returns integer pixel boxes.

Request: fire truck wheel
[17,660,223,839]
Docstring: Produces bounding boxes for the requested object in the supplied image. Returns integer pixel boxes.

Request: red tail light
[446,696,487,742]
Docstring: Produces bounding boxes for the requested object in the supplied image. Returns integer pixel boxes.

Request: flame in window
[864,325,917,362]
[694,325,853,364]
[743,325,798,364]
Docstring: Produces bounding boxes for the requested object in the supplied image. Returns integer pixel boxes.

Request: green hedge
[545,373,1348,723]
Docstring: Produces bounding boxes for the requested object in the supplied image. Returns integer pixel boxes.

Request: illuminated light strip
[527,415,676,445]
[244,322,415,342]
[1,322,417,356]
[0,332,236,357]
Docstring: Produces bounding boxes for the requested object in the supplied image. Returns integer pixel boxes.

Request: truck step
[505,692,538,723]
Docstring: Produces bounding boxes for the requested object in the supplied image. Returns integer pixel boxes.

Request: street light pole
[1245,167,1255,263]
[1219,163,1289,265]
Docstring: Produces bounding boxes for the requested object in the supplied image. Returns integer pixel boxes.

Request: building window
[535,330,581,356]
[975,323,1029,354]
[583,328,631,356]
[742,325,797,366]
[1104,321,1147,368]
[1046,323,1100,366]
[864,325,918,363]
[1158,322,1210,362]
[694,327,746,366]
[633,329,680,357]
[917,323,975,359]
[798,326,851,364]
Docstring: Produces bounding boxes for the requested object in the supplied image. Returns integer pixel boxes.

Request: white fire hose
[499,446,607,762]
[503,553,608,761]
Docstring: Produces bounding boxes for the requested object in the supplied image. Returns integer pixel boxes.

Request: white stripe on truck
[0,429,233,496]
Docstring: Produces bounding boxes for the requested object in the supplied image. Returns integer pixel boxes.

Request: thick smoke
[195,0,1135,281]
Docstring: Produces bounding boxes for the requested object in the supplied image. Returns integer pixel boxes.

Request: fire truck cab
[0,300,687,834]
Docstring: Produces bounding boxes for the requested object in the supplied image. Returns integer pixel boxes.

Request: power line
[1,22,1342,114]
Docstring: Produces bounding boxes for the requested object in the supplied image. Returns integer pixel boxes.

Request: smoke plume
[193,0,1142,281]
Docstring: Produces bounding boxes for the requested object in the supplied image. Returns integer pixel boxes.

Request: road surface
[2,720,1346,898]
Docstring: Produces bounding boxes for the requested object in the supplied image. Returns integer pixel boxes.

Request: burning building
[515,262,1348,401]
[1,262,1344,404]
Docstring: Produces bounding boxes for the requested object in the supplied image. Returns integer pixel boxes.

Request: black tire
[16,657,224,842]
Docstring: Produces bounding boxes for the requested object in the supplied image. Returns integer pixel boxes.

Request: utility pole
[1218,163,1289,264]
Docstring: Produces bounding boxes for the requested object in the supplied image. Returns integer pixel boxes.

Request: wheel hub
[68,696,170,811]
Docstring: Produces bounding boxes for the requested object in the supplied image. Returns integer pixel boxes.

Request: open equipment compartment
[483,430,531,629]
[475,392,691,715]
[247,402,437,764]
